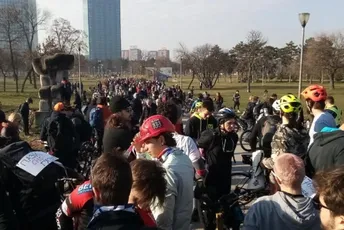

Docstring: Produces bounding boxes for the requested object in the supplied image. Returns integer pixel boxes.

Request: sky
[36,0,344,58]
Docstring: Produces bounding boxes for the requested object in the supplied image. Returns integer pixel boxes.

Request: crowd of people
[0,77,343,230]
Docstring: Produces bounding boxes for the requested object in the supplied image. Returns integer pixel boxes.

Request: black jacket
[19,102,30,118]
[249,115,281,153]
[0,185,16,230]
[198,128,238,200]
[87,210,157,230]
[184,114,218,140]
[307,130,344,178]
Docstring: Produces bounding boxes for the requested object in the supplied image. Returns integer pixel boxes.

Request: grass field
[0,75,343,144]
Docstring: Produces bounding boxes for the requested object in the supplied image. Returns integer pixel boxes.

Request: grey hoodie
[243,191,321,230]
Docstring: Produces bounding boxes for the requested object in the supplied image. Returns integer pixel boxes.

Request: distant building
[158,48,170,60]
[129,47,142,61]
[121,50,129,60]
[148,51,158,59]
[0,0,38,51]
[83,0,121,60]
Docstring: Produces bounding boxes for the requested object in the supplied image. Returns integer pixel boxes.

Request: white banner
[16,151,58,176]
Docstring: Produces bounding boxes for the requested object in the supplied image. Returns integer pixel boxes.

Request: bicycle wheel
[231,172,255,206]
[239,130,252,152]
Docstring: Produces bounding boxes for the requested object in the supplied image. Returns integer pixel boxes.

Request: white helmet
[272,99,281,112]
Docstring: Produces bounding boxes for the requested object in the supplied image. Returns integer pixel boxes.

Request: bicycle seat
[241,154,252,165]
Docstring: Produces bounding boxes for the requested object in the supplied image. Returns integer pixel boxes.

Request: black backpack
[0,141,64,221]
[47,115,75,152]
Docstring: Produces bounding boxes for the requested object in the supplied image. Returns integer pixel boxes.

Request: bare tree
[16,5,50,91]
[244,31,267,92]
[49,18,87,54]
[0,6,23,93]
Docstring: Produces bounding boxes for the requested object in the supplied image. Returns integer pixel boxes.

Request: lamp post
[298,12,310,98]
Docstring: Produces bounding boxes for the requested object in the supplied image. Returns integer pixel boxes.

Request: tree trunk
[21,68,33,92]
[32,69,37,89]
[8,41,18,93]
[29,74,32,84]
[187,74,195,89]
[3,75,5,92]
[329,73,335,89]
[247,67,251,93]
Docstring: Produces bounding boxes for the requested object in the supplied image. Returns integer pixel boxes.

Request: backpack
[89,107,104,129]
[47,115,75,151]
[0,141,63,220]
[261,116,279,149]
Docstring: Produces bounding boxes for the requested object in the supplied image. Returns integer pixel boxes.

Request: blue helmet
[218,108,236,120]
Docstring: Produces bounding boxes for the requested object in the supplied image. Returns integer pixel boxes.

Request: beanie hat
[110,96,131,113]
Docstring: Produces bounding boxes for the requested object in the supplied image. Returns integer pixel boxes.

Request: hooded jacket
[243,192,321,230]
[184,112,217,140]
[307,129,344,177]
[150,148,194,230]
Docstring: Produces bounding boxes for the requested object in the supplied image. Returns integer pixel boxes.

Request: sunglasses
[312,195,331,211]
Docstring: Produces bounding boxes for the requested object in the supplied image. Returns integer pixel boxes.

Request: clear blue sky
[36,0,344,56]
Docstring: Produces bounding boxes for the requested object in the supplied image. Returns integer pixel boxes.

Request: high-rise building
[148,51,158,60]
[158,48,170,60]
[129,47,142,61]
[121,50,129,60]
[83,0,121,61]
[0,0,38,51]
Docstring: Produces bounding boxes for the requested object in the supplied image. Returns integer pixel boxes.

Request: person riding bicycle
[325,95,342,128]
[301,85,336,147]
[262,94,309,171]
[197,108,239,201]
[249,99,281,156]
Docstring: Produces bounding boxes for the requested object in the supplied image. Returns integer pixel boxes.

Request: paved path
[182,117,251,229]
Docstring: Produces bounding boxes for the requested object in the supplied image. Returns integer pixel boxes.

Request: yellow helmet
[195,101,203,108]
[279,94,302,113]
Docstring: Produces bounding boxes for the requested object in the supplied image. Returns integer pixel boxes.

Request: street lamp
[298,12,310,98]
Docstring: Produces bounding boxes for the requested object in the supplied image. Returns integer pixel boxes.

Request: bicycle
[195,182,245,230]
[231,154,269,206]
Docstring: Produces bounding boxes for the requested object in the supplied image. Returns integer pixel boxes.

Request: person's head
[218,108,237,133]
[279,94,302,127]
[314,166,344,230]
[53,102,65,112]
[325,96,335,107]
[136,115,176,158]
[236,90,239,94]
[216,92,221,97]
[129,159,167,210]
[110,96,132,121]
[198,93,203,100]
[157,101,179,125]
[301,85,327,113]
[145,98,153,107]
[26,97,33,104]
[273,153,305,191]
[0,110,7,123]
[271,94,278,101]
[198,99,214,119]
[8,113,22,126]
[91,153,132,206]
[105,114,132,149]
[1,122,20,142]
